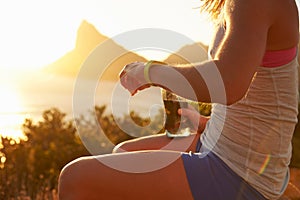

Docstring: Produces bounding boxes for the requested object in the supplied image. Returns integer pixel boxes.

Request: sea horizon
[0,72,163,140]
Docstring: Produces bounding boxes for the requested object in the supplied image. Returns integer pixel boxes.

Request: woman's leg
[58,150,194,200]
[113,132,200,153]
[59,146,267,200]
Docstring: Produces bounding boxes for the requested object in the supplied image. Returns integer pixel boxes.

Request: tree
[75,105,165,154]
[0,108,89,199]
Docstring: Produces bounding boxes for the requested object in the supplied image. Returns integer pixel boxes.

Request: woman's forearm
[149,60,230,105]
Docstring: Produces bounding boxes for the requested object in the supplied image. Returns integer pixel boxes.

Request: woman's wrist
[144,60,154,83]
[144,60,168,86]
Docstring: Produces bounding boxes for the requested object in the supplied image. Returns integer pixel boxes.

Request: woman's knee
[112,140,128,153]
[58,160,77,199]
[112,138,141,153]
[58,157,90,199]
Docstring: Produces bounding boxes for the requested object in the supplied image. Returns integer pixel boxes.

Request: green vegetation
[0,106,164,199]
[0,108,89,199]
[0,103,299,199]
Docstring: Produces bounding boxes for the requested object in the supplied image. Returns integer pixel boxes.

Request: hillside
[43,20,212,81]
[164,42,208,64]
[43,20,147,81]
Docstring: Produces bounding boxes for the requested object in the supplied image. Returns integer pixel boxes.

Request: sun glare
[0,0,81,70]
[0,0,212,70]
[0,85,26,140]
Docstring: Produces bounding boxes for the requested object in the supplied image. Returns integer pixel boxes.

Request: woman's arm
[149,0,271,105]
[120,0,272,105]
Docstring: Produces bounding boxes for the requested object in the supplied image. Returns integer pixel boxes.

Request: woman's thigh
[59,148,266,200]
[58,150,194,200]
[113,133,200,153]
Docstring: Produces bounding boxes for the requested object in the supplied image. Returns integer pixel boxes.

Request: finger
[119,69,126,78]
[119,61,151,95]
[119,72,128,88]
[119,62,139,77]
[120,74,150,96]
[130,84,151,96]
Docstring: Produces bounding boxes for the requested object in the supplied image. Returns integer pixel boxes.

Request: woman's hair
[200,0,225,20]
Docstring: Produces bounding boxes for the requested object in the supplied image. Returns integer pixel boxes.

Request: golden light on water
[0,85,26,140]
[0,85,21,112]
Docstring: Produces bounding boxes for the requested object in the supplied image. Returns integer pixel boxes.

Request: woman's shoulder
[224,0,297,15]
[223,0,299,50]
[223,0,272,23]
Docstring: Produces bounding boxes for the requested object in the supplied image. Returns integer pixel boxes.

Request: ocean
[0,72,163,139]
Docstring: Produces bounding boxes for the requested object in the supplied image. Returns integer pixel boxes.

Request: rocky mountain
[44,20,209,81]
[164,42,208,64]
[44,20,147,81]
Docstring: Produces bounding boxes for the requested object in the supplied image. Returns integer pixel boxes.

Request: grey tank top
[200,58,299,199]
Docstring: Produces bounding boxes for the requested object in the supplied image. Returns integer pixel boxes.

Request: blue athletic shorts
[181,141,267,200]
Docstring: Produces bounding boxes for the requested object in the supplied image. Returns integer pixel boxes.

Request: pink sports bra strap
[261,47,297,67]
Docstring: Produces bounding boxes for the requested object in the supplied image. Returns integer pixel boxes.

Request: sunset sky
[0,0,213,71]
[1,0,300,71]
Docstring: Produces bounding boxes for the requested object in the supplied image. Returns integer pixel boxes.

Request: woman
[58,0,299,199]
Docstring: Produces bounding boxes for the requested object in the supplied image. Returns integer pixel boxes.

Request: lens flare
[258,154,271,175]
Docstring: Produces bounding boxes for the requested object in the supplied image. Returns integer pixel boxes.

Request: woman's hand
[119,62,151,95]
[178,105,210,134]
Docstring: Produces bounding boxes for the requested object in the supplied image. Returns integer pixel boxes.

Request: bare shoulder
[223,0,299,49]
[222,0,273,33]
[224,0,298,19]
[223,0,274,22]
[224,0,295,9]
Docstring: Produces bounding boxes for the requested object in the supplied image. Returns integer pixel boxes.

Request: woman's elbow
[226,94,244,105]
[225,82,250,105]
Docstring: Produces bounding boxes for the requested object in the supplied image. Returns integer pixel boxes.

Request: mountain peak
[164,42,208,64]
[76,20,108,52]
[44,20,147,80]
